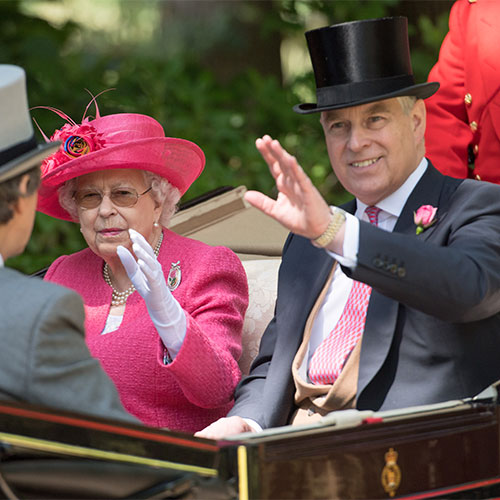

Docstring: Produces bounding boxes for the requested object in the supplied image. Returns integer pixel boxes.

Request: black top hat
[294,17,439,114]
[0,65,59,183]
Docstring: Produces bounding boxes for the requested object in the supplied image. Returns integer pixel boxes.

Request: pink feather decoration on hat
[31,89,111,174]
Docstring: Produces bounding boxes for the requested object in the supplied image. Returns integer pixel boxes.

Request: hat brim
[293,82,439,114]
[0,141,60,183]
[37,137,205,221]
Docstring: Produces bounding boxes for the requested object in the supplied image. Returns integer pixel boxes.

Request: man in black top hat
[0,64,137,423]
[198,17,500,439]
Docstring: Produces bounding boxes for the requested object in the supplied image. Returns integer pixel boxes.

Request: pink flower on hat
[414,205,437,235]
[42,117,106,173]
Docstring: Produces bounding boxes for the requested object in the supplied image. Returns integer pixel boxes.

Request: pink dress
[45,229,248,432]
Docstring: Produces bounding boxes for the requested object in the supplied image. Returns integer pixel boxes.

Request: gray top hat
[294,17,439,114]
[0,65,59,183]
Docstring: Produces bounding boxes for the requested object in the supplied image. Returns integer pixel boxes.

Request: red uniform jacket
[425,0,500,184]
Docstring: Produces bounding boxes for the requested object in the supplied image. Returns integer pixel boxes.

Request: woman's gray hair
[142,171,181,226]
[58,170,181,227]
[58,178,79,221]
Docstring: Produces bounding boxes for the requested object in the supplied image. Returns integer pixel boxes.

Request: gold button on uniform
[475,174,481,181]
[470,121,478,131]
[473,144,479,154]
[468,0,477,3]
[464,93,472,105]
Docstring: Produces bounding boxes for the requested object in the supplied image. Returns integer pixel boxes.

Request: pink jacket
[45,229,248,432]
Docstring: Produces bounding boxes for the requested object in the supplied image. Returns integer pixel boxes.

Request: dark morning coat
[229,163,500,429]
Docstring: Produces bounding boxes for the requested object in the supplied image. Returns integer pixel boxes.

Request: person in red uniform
[425,0,500,183]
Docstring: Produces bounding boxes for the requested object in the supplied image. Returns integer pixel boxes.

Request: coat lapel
[394,163,445,236]
[342,198,357,215]
[357,163,462,407]
[394,163,463,239]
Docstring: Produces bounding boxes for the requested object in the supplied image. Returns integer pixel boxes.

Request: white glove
[116,229,186,358]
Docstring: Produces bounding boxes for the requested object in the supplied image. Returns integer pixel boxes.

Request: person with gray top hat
[0,64,138,423]
[198,17,500,439]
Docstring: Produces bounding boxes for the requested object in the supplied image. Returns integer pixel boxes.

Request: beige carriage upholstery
[170,186,288,374]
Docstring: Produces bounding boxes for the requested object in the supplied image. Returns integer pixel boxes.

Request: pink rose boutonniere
[414,205,437,235]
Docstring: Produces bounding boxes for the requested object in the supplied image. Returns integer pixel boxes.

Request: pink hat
[36,108,205,221]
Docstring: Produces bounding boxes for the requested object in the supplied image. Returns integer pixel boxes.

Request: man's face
[320,97,426,206]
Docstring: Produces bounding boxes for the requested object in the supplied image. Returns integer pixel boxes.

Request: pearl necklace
[103,232,163,306]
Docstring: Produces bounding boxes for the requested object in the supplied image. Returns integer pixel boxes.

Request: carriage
[2,186,500,500]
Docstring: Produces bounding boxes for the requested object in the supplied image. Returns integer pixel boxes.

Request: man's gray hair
[58,170,181,226]
[397,96,418,115]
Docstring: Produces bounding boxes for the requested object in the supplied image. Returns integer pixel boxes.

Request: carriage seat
[239,258,280,374]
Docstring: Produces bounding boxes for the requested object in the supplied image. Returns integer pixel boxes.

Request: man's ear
[18,174,31,196]
[12,175,31,214]
[412,99,426,144]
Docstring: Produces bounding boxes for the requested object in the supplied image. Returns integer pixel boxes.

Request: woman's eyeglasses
[73,187,152,209]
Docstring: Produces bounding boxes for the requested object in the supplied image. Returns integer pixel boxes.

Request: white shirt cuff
[243,417,263,433]
[325,211,359,269]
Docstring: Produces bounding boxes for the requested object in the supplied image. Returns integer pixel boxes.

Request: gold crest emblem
[381,447,401,497]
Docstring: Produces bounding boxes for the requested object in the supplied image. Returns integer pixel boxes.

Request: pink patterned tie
[308,206,381,385]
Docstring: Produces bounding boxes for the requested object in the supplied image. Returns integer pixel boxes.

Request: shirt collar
[356,157,428,218]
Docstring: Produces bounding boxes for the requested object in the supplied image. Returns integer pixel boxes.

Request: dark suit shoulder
[425,160,500,203]
[446,177,500,214]
[459,177,500,194]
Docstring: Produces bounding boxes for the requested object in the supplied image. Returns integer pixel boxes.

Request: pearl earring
[153,221,159,228]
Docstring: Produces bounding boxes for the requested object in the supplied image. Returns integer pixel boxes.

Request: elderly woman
[36,106,248,432]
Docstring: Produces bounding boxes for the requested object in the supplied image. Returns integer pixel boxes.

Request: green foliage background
[0,0,452,273]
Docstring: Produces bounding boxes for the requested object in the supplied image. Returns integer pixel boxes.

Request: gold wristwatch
[311,207,346,248]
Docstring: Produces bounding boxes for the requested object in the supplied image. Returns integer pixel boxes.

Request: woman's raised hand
[117,229,184,332]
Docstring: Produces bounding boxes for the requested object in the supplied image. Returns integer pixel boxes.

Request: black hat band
[316,74,416,108]
[0,134,37,167]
